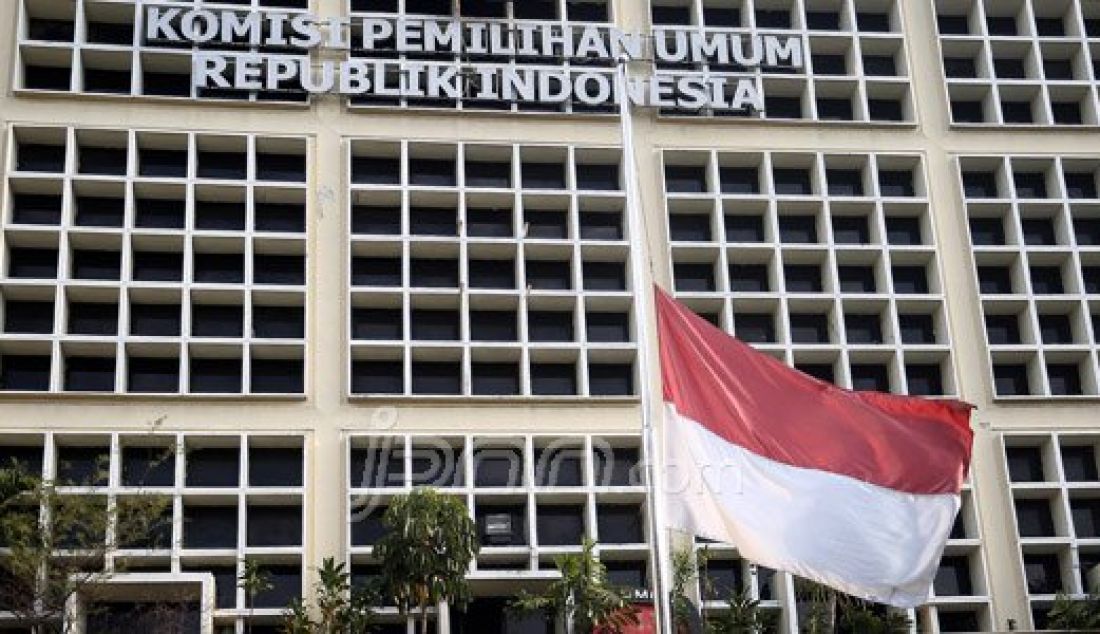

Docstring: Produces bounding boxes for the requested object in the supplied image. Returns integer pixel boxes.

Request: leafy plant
[374,488,479,634]
[670,546,702,633]
[280,557,376,633]
[1048,591,1100,631]
[510,539,640,634]
[0,458,172,634]
[707,592,775,634]
[794,579,910,634]
[240,559,273,634]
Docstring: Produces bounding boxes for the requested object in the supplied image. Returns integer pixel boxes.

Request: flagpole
[616,55,674,634]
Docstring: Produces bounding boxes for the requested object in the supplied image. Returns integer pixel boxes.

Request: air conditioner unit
[484,513,514,545]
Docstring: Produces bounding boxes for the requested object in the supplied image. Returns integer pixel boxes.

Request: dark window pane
[252,305,304,339]
[827,169,863,196]
[4,301,54,334]
[353,308,403,341]
[469,259,515,289]
[17,143,66,172]
[140,148,187,177]
[583,261,626,291]
[778,216,817,242]
[197,151,247,179]
[832,216,869,244]
[576,164,619,191]
[12,193,62,225]
[78,147,126,175]
[719,167,759,194]
[665,165,708,193]
[352,257,401,286]
[586,312,630,342]
[251,359,303,394]
[195,201,246,230]
[412,362,461,395]
[674,263,715,292]
[8,248,58,279]
[74,196,124,227]
[351,361,403,395]
[1002,101,1034,124]
[256,153,305,182]
[934,556,973,596]
[192,305,243,338]
[1006,447,1045,482]
[122,446,175,487]
[410,259,458,287]
[1072,499,1100,538]
[1039,314,1074,344]
[1015,499,1055,536]
[725,215,765,242]
[773,169,812,195]
[886,216,924,245]
[471,363,519,396]
[970,217,1006,245]
[523,162,567,189]
[1048,363,1083,395]
[135,198,185,228]
[1066,173,1098,199]
[130,304,181,336]
[962,172,999,198]
[851,364,890,391]
[944,57,977,78]
[537,506,585,545]
[529,311,574,342]
[127,357,180,393]
[189,358,242,394]
[56,446,109,485]
[1062,446,1099,482]
[735,313,775,343]
[183,506,238,548]
[466,208,513,237]
[838,266,877,293]
[784,265,822,292]
[0,355,52,391]
[72,250,121,280]
[789,313,830,343]
[579,212,623,240]
[907,364,944,396]
[186,447,239,487]
[597,505,643,543]
[845,314,883,344]
[410,207,457,236]
[133,251,183,282]
[68,302,118,335]
[531,363,577,396]
[899,313,936,344]
[247,506,301,546]
[526,211,569,238]
[995,363,1031,395]
[589,363,633,395]
[1030,266,1065,294]
[193,253,244,283]
[64,356,115,392]
[1024,554,1062,594]
[252,565,301,608]
[892,266,929,294]
[254,255,305,285]
[411,310,459,341]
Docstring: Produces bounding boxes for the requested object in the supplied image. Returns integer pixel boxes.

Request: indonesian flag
[656,288,974,608]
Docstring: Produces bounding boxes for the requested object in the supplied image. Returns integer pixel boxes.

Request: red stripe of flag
[657,288,974,496]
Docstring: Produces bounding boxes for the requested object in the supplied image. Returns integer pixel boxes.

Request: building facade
[1,0,1099,631]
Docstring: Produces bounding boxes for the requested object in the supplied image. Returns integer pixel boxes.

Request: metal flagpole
[615,54,675,634]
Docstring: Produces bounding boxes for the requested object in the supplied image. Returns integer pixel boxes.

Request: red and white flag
[656,288,974,608]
